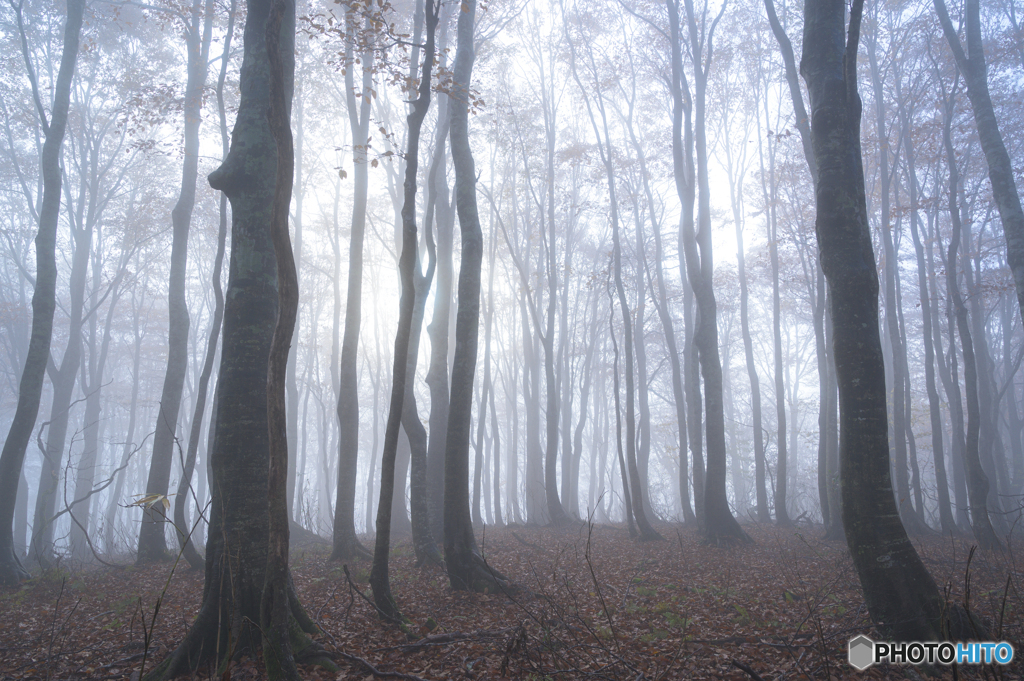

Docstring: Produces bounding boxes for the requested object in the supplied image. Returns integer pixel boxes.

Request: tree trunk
[145,2,331,677]
[677,0,745,544]
[800,0,967,640]
[425,11,455,539]
[104,283,145,554]
[902,109,956,533]
[941,90,1002,551]
[369,0,438,619]
[0,0,82,584]
[30,170,91,569]
[138,0,215,564]
[331,6,375,561]
[443,0,509,592]
[609,301,637,538]
[935,0,1024,322]
[70,242,126,562]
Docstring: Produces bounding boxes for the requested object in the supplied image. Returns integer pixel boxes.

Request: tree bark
[145,1,329,675]
[800,0,968,639]
[443,0,509,591]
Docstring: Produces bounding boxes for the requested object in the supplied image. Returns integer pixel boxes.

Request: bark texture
[801,0,969,640]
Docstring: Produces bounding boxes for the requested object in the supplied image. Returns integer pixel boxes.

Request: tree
[934,0,1024,322]
[673,0,748,544]
[332,0,375,561]
[145,0,331,675]
[0,0,84,585]
[172,0,236,571]
[443,0,508,591]
[138,0,216,565]
[800,0,969,640]
[369,0,439,620]
[562,2,661,541]
[940,79,1002,551]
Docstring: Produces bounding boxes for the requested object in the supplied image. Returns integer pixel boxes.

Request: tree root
[330,534,371,562]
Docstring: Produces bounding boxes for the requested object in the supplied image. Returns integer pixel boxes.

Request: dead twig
[731,659,766,681]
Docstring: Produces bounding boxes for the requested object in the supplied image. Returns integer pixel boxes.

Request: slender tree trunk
[677,0,745,544]
[104,284,146,554]
[443,0,508,591]
[609,300,637,538]
[138,0,215,563]
[935,0,1024,321]
[903,111,956,533]
[31,177,91,569]
[0,0,82,584]
[425,13,455,538]
[332,6,375,561]
[941,92,1002,550]
[561,7,661,541]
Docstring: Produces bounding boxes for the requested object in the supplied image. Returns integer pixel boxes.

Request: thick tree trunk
[800,0,967,640]
[145,2,329,678]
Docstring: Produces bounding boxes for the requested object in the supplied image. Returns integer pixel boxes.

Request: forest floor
[0,522,1021,680]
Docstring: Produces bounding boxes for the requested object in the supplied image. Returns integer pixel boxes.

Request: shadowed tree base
[446,541,510,594]
[0,544,29,586]
[143,565,334,681]
[330,532,371,562]
[704,498,753,546]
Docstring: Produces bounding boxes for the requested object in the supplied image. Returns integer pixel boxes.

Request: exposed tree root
[330,534,371,562]
[143,576,333,681]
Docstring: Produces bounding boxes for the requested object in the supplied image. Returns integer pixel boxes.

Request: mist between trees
[0,0,1022,672]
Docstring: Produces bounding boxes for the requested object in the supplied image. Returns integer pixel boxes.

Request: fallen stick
[731,659,766,681]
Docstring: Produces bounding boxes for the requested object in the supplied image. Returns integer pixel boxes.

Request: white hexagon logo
[849,635,875,670]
